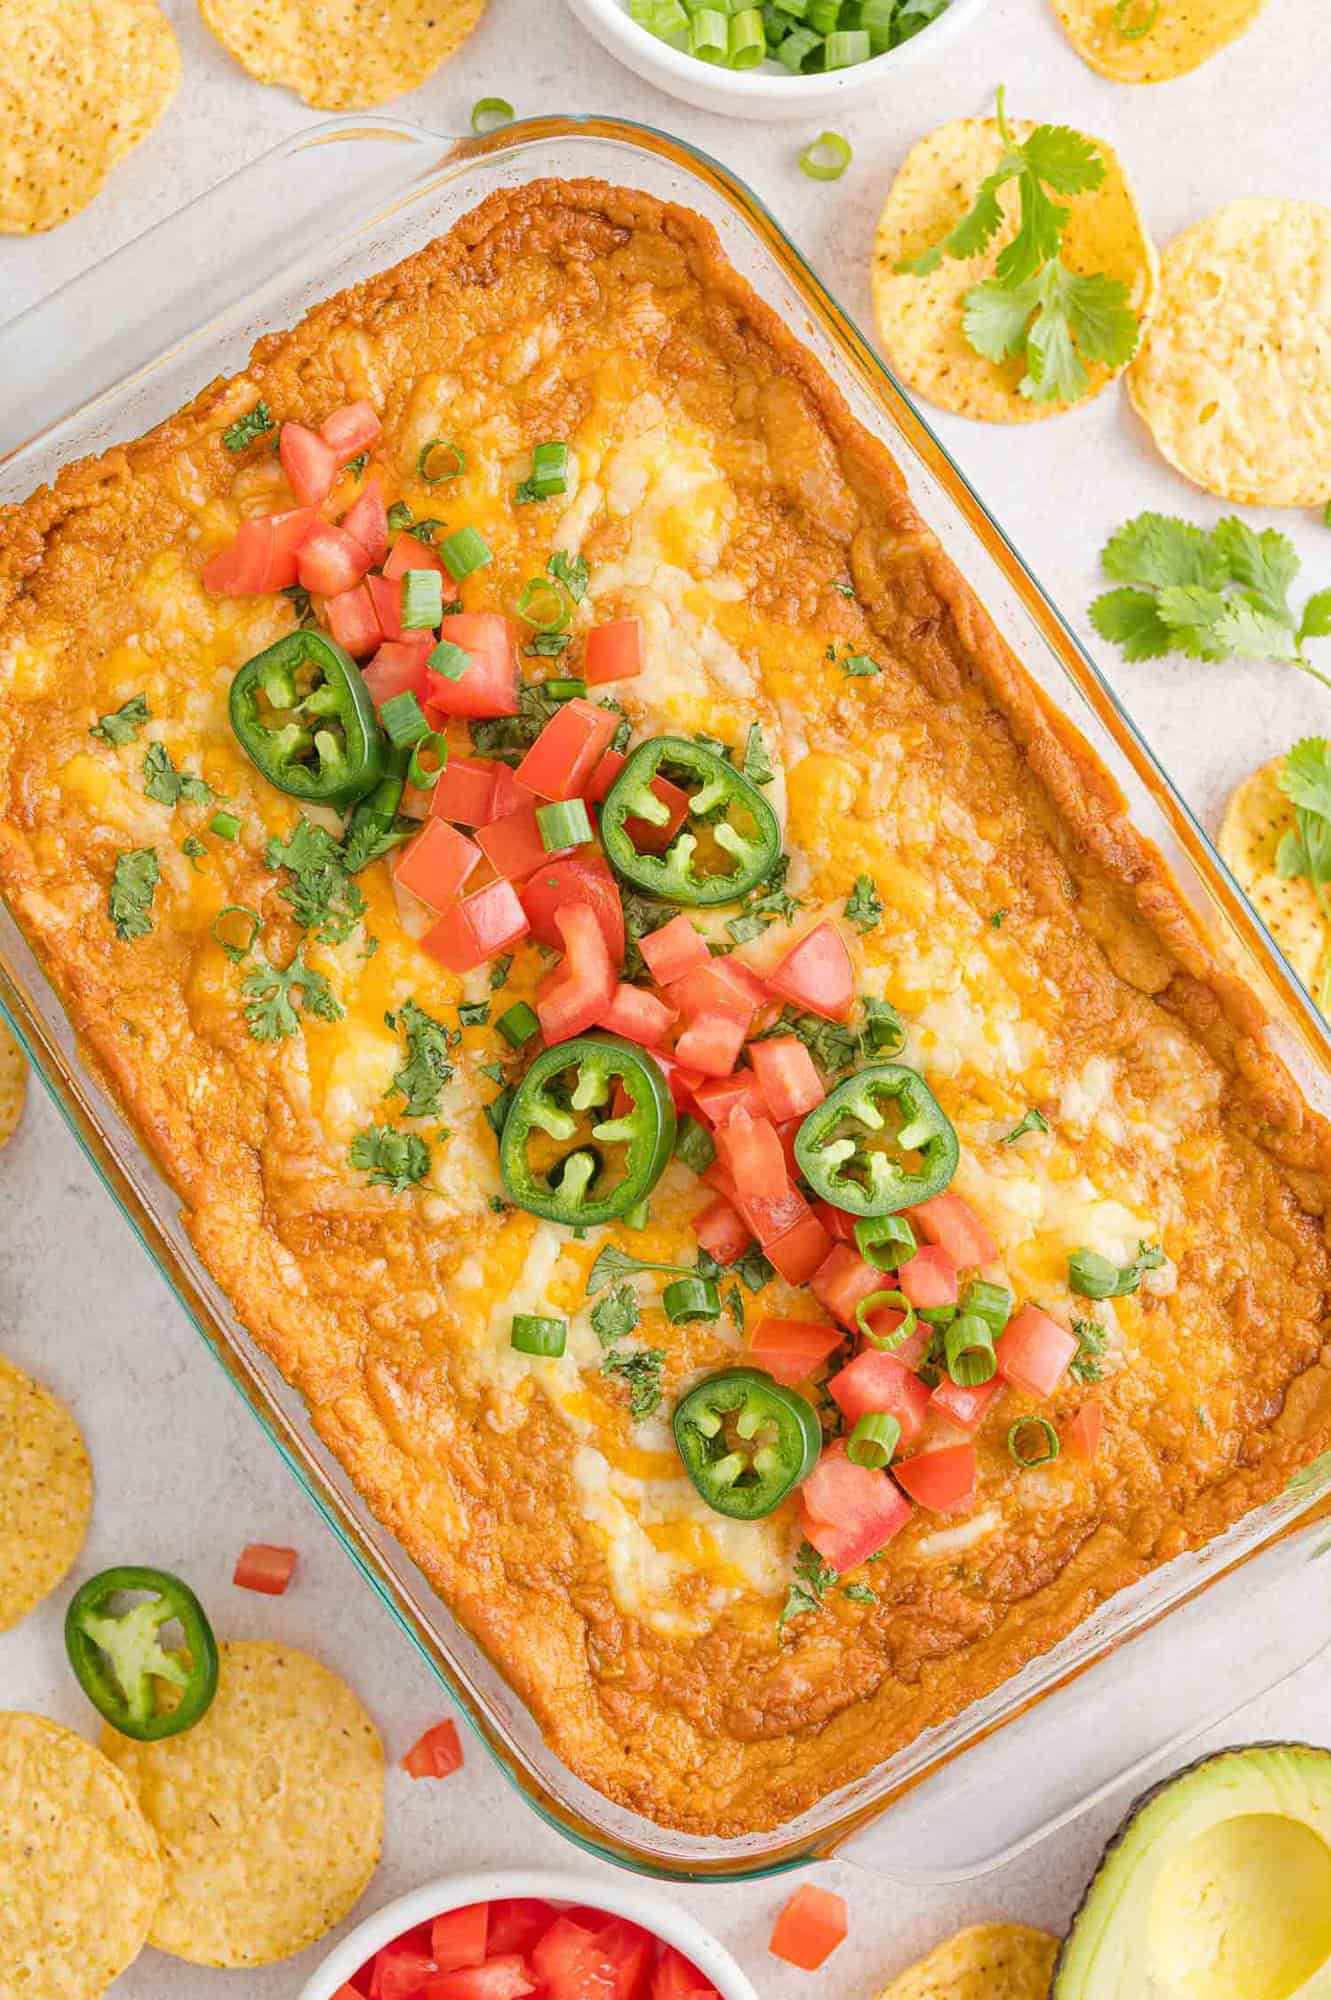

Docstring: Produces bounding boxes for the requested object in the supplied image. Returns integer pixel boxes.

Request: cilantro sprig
[1091,513,1331,677]
[349,1124,431,1193]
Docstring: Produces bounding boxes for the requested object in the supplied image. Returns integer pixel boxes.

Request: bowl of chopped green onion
[567,0,989,119]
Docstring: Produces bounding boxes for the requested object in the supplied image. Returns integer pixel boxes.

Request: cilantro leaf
[108,848,159,940]
[90,694,150,746]
[1001,1106,1049,1145]
[591,1283,639,1348]
[741,723,774,786]
[601,1347,666,1420]
[264,818,365,942]
[1100,513,1228,592]
[386,999,454,1118]
[241,949,343,1042]
[778,1540,838,1633]
[1211,518,1300,622]
[1211,599,1302,664]
[143,742,214,809]
[340,814,414,875]
[548,550,588,603]
[1019,122,1106,196]
[586,1245,699,1295]
[349,1124,431,1192]
[962,272,1042,361]
[1089,587,1175,662]
[1069,1239,1165,1300]
[1300,590,1331,645]
[1070,1316,1108,1385]
[897,170,1011,276]
[844,872,883,933]
[222,400,274,452]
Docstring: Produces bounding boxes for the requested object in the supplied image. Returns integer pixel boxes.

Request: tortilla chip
[0,0,180,235]
[1127,200,1331,506]
[197,0,488,110]
[102,1640,384,1966]
[1219,759,1328,1002]
[1049,0,1267,84]
[0,1354,93,1632]
[0,1712,161,1999]
[871,119,1158,423]
[878,1922,1060,2000]
[0,1017,25,1147]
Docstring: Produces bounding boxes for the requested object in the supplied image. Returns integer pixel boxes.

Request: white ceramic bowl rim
[300,1867,762,2000]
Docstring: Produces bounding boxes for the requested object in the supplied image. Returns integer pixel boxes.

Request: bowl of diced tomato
[301,1868,760,2000]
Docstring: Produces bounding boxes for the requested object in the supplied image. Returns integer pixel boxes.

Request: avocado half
[1054,1743,1331,2000]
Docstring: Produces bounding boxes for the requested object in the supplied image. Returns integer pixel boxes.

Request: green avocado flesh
[1055,1744,1331,2000]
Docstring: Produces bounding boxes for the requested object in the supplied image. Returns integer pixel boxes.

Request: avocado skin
[1052,1740,1331,1995]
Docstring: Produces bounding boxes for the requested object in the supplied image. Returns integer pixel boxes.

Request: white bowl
[566,0,995,119]
[299,1867,762,2000]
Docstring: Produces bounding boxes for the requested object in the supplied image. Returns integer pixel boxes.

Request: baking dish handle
[829,1502,1331,1884]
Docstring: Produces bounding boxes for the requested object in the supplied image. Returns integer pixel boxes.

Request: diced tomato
[395,821,481,911]
[201,507,318,595]
[693,1194,753,1268]
[296,518,372,596]
[766,921,854,1022]
[828,1348,932,1444]
[427,755,495,826]
[321,400,382,462]
[423,1959,535,2000]
[598,983,675,1045]
[624,775,691,856]
[401,1717,464,1780]
[516,698,619,801]
[370,1934,438,2000]
[749,1316,844,1386]
[488,765,535,819]
[363,637,432,711]
[531,1917,622,2000]
[1064,1402,1103,1461]
[326,582,384,658]
[585,748,626,805]
[232,1543,297,1595]
[748,1037,824,1122]
[477,804,572,882]
[428,614,520,720]
[774,1116,803,1176]
[430,1907,488,1974]
[422,881,529,974]
[907,1192,998,1270]
[766,1210,834,1286]
[384,534,446,581]
[706,1162,812,1250]
[996,1304,1078,1398]
[769,1885,848,1973]
[813,1199,858,1244]
[537,901,616,1043]
[332,1984,365,2000]
[520,854,625,966]
[896,1244,958,1310]
[279,422,337,507]
[674,1010,746,1078]
[584,616,643,686]
[653,1053,705,1113]
[692,1072,767,1126]
[486,1902,558,1959]
[930,1375,1002,1433]
[810,1245,883,1328]
[594,1917,653,2000]
[341,477,389,566]
[800,1442,912,1569]
[639,913,709,986]
[894,1441,977,1513]
[714,1109,786,1200]
[669,962,755,1030]
[652,1946,720,2000]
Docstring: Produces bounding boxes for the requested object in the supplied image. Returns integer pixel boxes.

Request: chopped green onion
[407,731,448,790]
[1008,1415,1060,1468]
[854,1213,915,1270]
[822,26,869,63]
[210,904,261,962]
[855,1287,916,1350]
[429,638,472,681]
[728,7,766,63]
[516,577,571,633]
[773,0,809,16]
[798,130,853,181]
[945,1313,997,1387]
[497,1000,540,1048]
[675,1114,716,1174]
[470,96,515,134]
[962,1280,1013,1339]
[631,0,690,30]
[805,0,839,31]
[543,677,586,701]
[209,810,242,841]
[860,0,897,48]
[537,798,592,851]
[1113,0,1160,35]
[401,569,444,629]
[847,1411,901,1469]
[417,439,466,484]
[387,500,414,533]
[919,1304,956,1330]
[663,1276,722,1323]
[688,7,729,57]
[440,526,492,582]
[530,441,569,498]
[379,690,430,747]
[777,24,821,66]
[511,1312,567,1357]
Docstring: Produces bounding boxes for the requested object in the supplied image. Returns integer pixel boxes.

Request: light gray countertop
[4,0,1331,1992]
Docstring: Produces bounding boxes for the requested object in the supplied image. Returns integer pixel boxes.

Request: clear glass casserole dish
[4,113,1331,1883]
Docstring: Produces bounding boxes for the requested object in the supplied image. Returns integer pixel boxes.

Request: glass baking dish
[5,114,1331,1883]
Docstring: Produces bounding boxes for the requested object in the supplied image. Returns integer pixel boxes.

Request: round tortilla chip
[0,1354,93,1633]
[1127,200,1331,506]
[1048,0,1266,84]
[0,1016,26,1147]
[1219,759,1328,1002]
[878,1922,1060,2000]
[197,0,488,110]
[0,0,180,236]
[0,1713,162,2000]
[871,119,1158,423]
[102,1640,384,1966]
